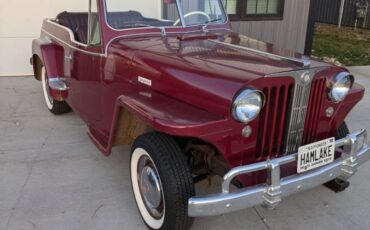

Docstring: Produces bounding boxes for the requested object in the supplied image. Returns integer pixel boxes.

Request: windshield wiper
[201,17,224,32]
[205,17,224,24]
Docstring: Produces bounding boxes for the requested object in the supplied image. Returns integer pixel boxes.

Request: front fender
[89,89,230,156]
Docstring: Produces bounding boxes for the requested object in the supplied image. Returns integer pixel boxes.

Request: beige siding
[0,0,90,76]
[0,0,165,76]
[231,0,311,53]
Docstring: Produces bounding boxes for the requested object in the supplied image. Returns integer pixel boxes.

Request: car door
[67,0,103,123]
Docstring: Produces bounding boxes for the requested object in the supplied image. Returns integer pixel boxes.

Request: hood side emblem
[138,76,152,87]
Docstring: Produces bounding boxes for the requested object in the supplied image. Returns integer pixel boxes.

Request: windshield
[178,0,227,26]
[105,0,227,30]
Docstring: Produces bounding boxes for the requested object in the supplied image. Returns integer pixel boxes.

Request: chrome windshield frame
[175,0,186,27]
[103,0,229,31]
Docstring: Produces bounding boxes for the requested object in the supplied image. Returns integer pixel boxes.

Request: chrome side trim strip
[209,40,311,68]
[188,129,370,217]
[44,19,233,58]
[42,25,232,58]
[45,19,89,48]
[41,29,105,57]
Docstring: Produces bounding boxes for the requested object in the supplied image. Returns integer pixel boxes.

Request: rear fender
[32,38,68,101]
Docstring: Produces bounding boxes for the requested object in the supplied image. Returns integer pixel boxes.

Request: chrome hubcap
[138,156,164,219]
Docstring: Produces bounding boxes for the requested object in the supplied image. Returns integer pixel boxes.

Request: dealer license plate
[297,137,335,173]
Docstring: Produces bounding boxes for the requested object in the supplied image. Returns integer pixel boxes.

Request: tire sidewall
[131,147,166,229]
[130,134,193,230]
[41,66,54,110]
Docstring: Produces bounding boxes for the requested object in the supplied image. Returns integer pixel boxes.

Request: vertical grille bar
[303,78,327,144]
[267,87,279,158]
[257,88,271,157]
[256,82,294,160]
[275,85,290,156]
[303,79,318,144]
[256,88,271,159]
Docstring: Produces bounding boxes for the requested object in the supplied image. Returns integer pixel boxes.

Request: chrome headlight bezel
[328,72,354,103]
[232,89,265,123]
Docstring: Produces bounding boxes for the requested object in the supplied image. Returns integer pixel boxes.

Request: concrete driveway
[1,66,369,230]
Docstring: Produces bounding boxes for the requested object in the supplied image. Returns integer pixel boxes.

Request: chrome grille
[266,67,328,155]
[284,80,312,154]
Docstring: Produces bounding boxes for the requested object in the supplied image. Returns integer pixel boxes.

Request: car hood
[109,32,329,117]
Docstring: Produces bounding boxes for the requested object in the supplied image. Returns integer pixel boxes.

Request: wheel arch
[111,107,154,147]
[89,88,228,157]
[32,54,43,81]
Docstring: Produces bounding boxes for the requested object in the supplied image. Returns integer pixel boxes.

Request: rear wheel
[130,132,195,230]
[41,66,71,115]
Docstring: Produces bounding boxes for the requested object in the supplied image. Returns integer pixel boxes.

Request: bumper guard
[188,129,370,217]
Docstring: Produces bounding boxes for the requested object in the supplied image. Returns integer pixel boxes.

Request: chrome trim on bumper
[48,78,69,91]
[188,129,370,217]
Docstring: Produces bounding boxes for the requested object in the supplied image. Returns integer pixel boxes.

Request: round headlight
[232,89,264,123]
[329,72,354,102]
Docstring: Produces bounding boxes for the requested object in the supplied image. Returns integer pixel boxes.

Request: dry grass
[312,23,370,66]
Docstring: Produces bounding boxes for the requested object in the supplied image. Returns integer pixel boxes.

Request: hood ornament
[300,71,311,84]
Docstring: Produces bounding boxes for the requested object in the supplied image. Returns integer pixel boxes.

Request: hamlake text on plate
[297,137,335,173]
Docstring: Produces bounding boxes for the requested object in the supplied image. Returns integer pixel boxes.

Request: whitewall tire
[130,132,195,230]
[41,66,71,115]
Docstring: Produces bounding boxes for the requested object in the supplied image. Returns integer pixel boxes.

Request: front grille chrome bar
[285,77,312,154]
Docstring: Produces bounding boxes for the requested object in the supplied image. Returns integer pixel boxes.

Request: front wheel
[130,132,195,230]
[41,66,71,115]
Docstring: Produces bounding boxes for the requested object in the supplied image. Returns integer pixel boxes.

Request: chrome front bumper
[188,129,370,217]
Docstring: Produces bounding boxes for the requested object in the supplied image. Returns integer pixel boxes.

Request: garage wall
[231,0,311,54]
[0,0,88,76]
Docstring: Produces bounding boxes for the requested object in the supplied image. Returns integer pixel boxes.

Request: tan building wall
[0,0,88,76]
[231,0,311,54]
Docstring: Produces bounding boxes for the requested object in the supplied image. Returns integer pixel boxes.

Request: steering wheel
[173,11,212,26]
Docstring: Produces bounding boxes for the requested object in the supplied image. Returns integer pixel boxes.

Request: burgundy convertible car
[31,0,370,229]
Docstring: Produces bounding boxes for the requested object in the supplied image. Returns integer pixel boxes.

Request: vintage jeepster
[31,0,370,229]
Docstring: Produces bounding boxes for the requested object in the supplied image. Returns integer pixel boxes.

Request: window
[88,0,101,45]
[178,0,227,26]
[226,0,285,21]
[105,0,181,30]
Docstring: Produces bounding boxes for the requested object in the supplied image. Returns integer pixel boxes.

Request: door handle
[65,55,73,61]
